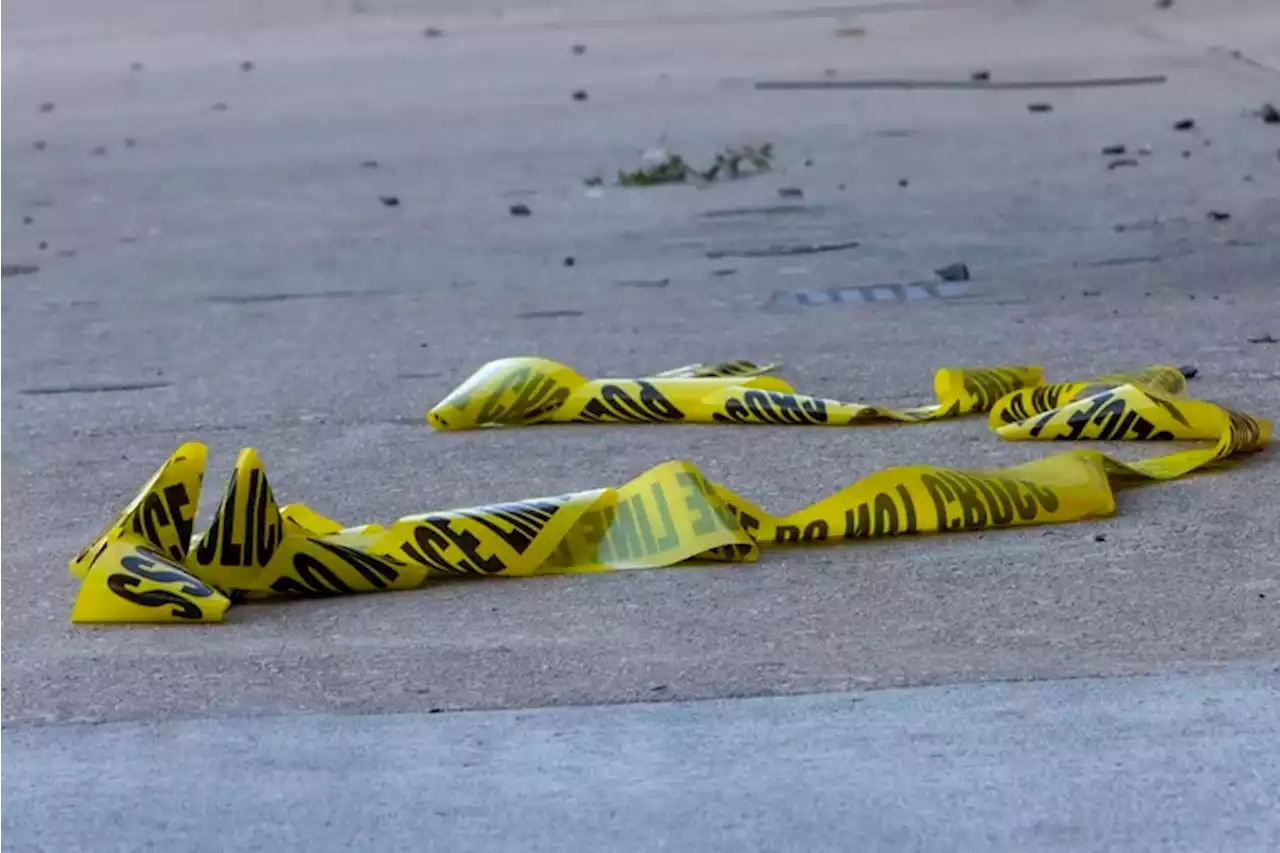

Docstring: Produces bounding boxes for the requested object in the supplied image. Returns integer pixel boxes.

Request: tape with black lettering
[427,358,1191,430]
[69,363,1268,623]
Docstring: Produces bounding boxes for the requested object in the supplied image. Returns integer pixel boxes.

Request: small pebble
[424,27,444,38]
[934,262,970,282]
[509,204,532,217]
[38,241,49,250]
[124,138,137,148]
[1094,533,1107,543]
[1027,102,1053,113]
[563,256,576,267]
[1173,118,1195,131]
[572,44,587,55]
[1259,103,1280,124]
[572,89,588,101]
[211,102,228,111]
[897,178,909,187]
[823,68,838,78]
[1206,210,1231,221]
[1082,289,1101,297]
[1155,0,1173,8]
[92,145,107,156]
[130,61,145,71]
[777,187,804,199]
[1101,144,1126,155]
[379,195,400,207]
[39,102,55,113]
[33,140,47,151]
[804,158,814,167]
[240,60,255,72]
[23,216,33,225]
[1182,150,1191,158]
[361,160,379,169]
[971,70,991,82]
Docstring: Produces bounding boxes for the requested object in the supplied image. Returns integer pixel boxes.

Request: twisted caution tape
[425,357,1190,429]
[70,363,1268,624]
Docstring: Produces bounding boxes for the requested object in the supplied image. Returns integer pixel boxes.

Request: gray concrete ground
[5,667,1280,853]
[4,0,1280,847]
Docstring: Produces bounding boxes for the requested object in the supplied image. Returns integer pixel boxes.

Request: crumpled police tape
[426,358,1192,430]
[70,363,1269,623]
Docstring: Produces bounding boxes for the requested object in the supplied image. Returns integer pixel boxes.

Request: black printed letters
[921,471,1058,531]
[478,368,570,425]
[107,549,214,619]
[194,467,283,569]
[577,382,685,424]
[713,391,828,425]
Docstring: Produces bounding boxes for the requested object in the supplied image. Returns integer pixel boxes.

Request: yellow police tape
[425,358,1188,429]
[69,362,1269,623]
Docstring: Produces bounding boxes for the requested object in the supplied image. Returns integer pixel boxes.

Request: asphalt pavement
[4,0,1280,848]
[5,667,1280,852]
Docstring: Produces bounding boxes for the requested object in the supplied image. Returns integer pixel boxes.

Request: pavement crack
[755,75,1167,91]
[698,204,812,219]
[20,381,172,396]
[707,240,859,259]
[2,264,40,278]
[516,309,585,319]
